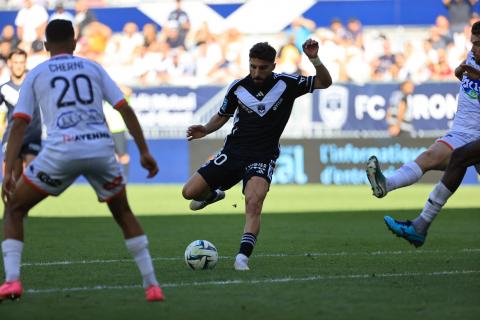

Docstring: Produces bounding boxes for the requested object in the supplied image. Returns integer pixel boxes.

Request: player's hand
[186,125,207,141]
[302,39,319,59]
[140,152,159,178]
[460,64,480,80]
[1,172,16,204]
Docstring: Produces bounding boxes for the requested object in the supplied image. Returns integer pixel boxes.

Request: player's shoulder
[273,72,302,82]
[226,77,246,94]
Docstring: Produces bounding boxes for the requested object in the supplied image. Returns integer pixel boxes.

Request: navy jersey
[0,80,42,145]
[219,73,316,157]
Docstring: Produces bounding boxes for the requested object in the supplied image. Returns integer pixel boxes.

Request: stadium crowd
[0,0,479,86]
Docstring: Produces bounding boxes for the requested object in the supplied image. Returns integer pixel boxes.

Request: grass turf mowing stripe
[20,248,480,267]
[25,270,480,294]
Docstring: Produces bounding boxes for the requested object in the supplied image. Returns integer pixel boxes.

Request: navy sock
[239,232,257,257]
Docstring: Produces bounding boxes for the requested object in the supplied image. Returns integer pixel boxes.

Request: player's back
[15,54,124,159]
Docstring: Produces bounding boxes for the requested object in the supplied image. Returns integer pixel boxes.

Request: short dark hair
[249,42,276,63]
[472,20,480,36]
[46,19,74,43]
[7,48,27,60]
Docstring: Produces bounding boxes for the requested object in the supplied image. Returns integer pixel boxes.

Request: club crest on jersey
[257,104,266,114]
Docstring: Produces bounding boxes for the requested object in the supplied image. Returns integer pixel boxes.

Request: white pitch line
[21,248,480,267]
[26,270,480,294]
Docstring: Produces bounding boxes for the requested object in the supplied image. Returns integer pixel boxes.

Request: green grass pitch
[0,184,479,319]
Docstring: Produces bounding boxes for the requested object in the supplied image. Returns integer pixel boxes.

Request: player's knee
[245,194,263,215]
[182,185,194,200]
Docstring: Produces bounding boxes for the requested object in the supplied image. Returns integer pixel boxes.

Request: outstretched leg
[367,141,451,198]
[107,189,164,301]
[182,172,225,211]
[384,139,480,247]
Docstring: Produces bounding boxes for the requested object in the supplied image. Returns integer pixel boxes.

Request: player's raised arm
[116,101,158,178]
[302,38,332,89]
[186,113,230,141]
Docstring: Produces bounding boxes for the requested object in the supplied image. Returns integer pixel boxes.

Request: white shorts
[23,152,126,202]
[437,131,480,150]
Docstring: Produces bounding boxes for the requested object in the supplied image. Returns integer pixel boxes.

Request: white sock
[386,161,423,192]
[125,235,158,288]
[2,239,23,282]
[420,182,452,223]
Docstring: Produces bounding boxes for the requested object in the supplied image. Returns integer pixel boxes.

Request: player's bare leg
[234,177,268,271]
[1,177,47,301]
[182,173,225,211]
[107,189,164,302]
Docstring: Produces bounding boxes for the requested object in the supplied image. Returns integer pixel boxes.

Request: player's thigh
[452,139,480,167]
[23,153,78,196]
[242,158,276,193]
[416,141,452,170]
[183,172,212,199]
[196,151,244,191]
[83,156,126,202]
[6,176,48,213]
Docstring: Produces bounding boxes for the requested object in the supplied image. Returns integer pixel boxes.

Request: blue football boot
[384,216,426,248]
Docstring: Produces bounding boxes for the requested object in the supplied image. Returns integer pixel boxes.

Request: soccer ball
[184,240,218,270]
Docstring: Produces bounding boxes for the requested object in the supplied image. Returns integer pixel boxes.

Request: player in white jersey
[367,21,480,201]
[0,20,164,302]
[368,21,480,247]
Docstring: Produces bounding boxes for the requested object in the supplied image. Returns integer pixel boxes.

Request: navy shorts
[2,138,41,158]
[197,149,277,193]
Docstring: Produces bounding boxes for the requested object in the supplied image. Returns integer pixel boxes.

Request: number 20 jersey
[13,54,124,159]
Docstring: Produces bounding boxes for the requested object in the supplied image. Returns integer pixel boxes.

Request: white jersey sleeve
[97,63,125,108]
[13,71,36,123]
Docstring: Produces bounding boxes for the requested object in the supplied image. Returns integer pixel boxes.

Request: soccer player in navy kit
[182,39,332,270]
[0,49,42,180]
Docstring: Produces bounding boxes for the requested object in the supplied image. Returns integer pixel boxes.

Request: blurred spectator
[277,34,302,74]
[108,22,143,65]
[429,48,454,80]
[345,17,364,49]
[74,0,97,38]
[0,25,20,50]
[78,21,112,62]
[191,21,214,47]
[386,80,415,137]
[14,0,48,49]
[0,39,12,65]
[164,0,190,49]
[443,0,478,34]
[143,23,159,49]
[371,37,396,81]
[329,18,348,45]
[286,16,316,51]
[27,39,48,69]
[49,1,75,23]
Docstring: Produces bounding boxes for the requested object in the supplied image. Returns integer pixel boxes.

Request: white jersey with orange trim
[13,54,125,159]
[451,51,480,135]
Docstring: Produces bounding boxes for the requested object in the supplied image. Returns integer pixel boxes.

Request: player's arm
[116,101,158,178]
[2,117,28,203]
[302,38,332,89]
[454,60,467,80]
[186,114,229,141]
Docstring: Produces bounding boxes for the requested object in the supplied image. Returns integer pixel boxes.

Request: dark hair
[472,20,480,36]
[46,19,74,43]
[249,42,276,63]
[7,48,27,60]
